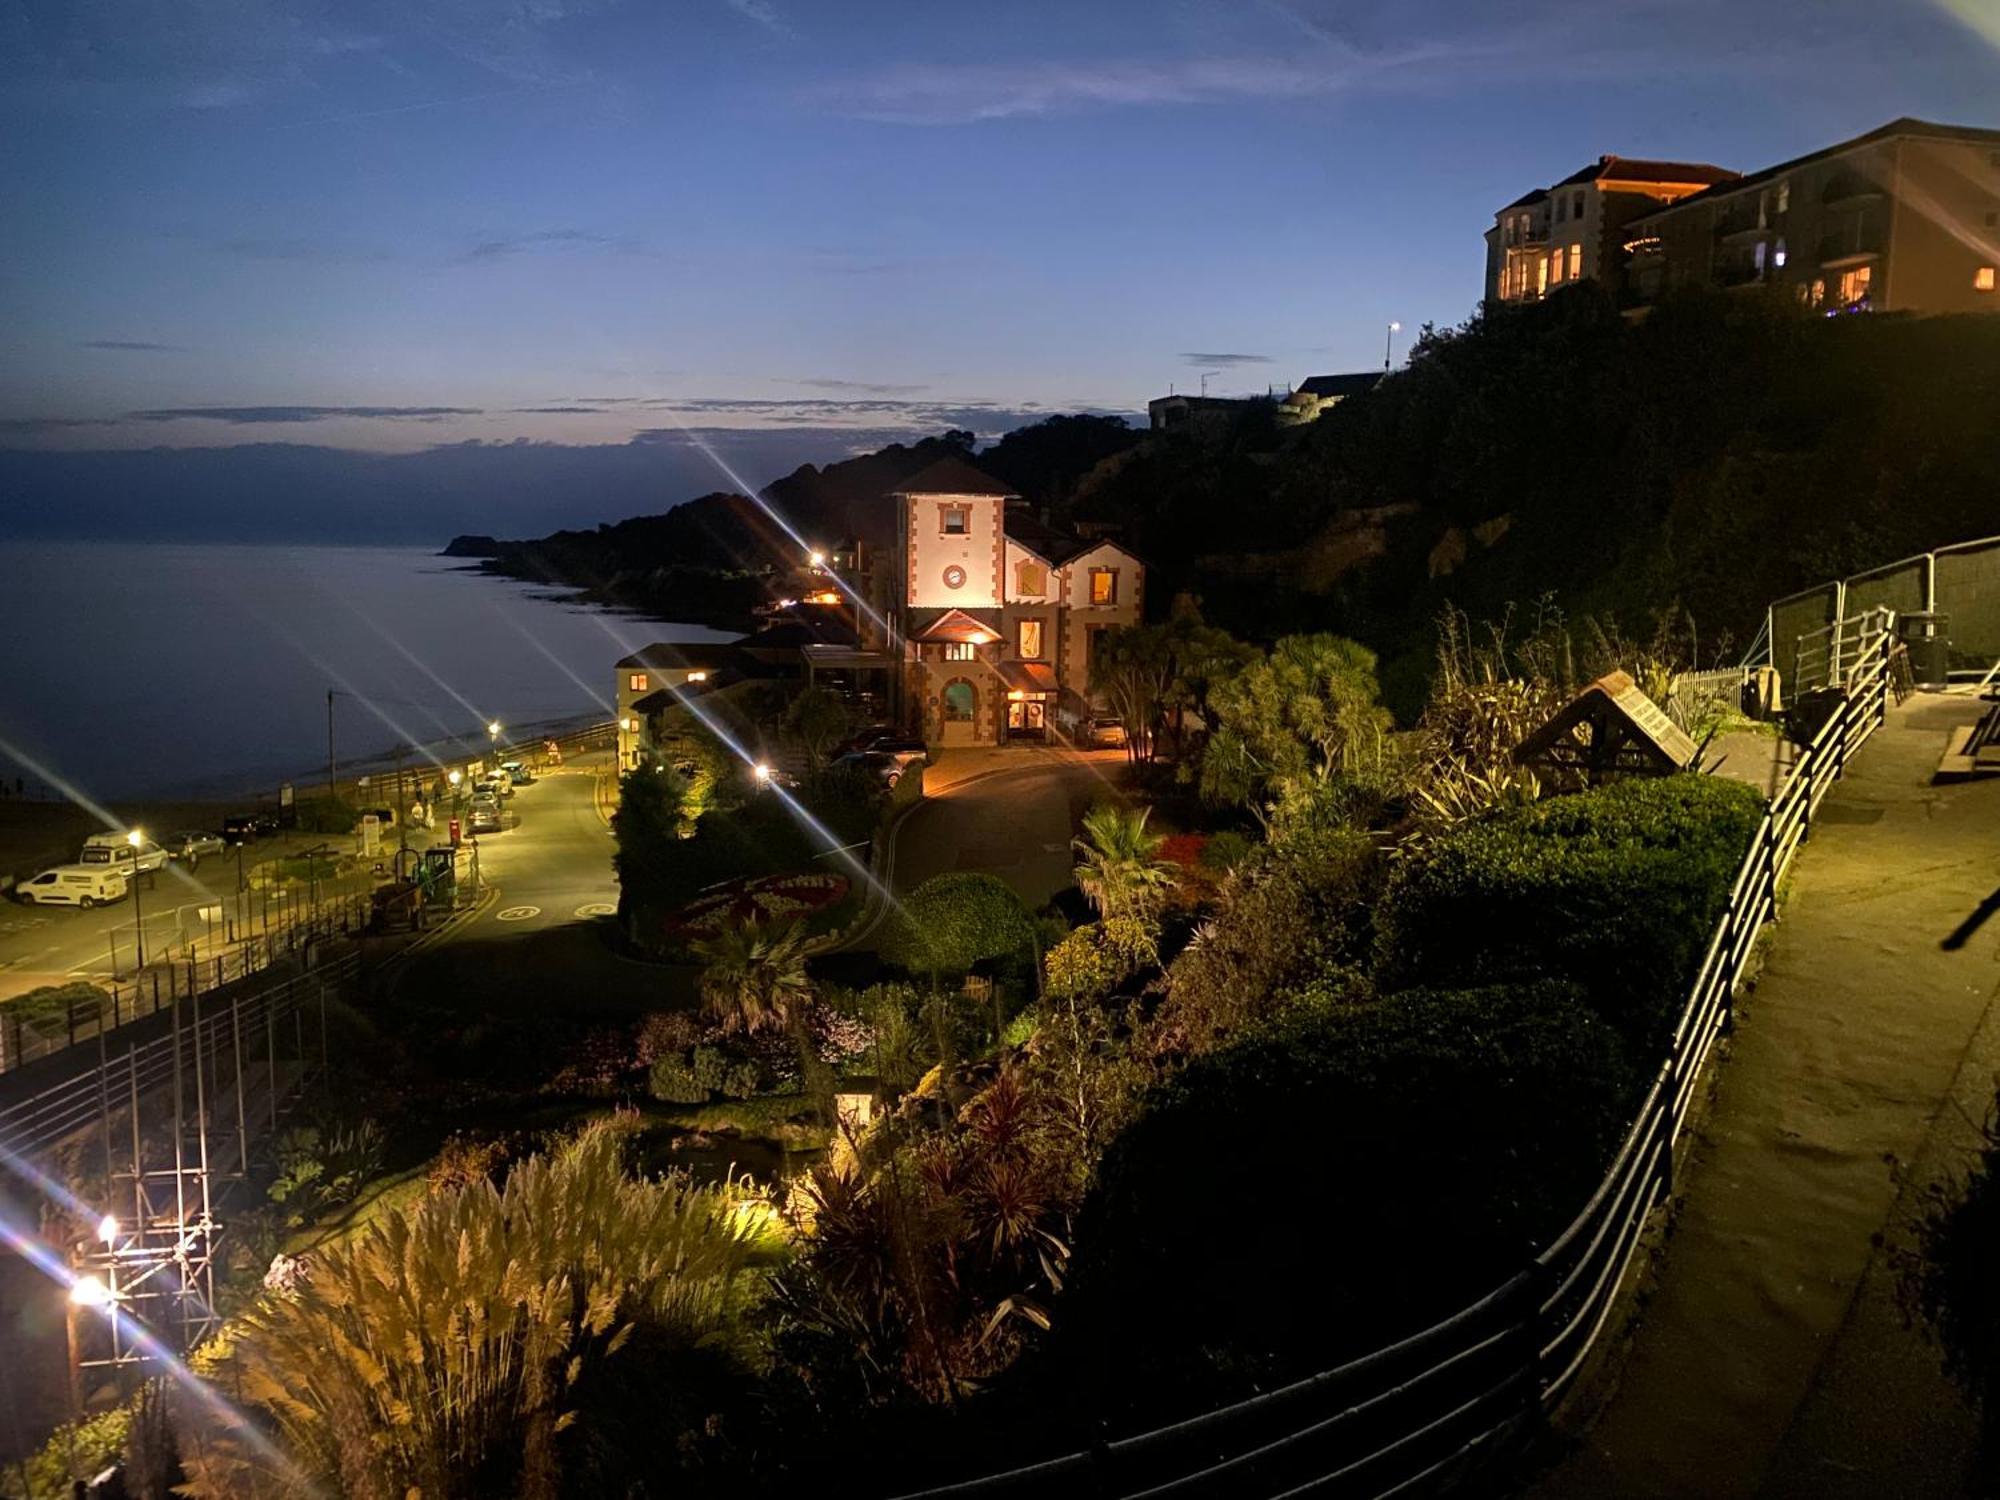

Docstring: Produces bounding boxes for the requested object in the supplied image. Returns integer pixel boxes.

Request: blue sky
[3,0,1998,492]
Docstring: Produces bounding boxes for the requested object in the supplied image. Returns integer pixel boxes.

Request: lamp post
[126,829,147,970]
[487,720,502,758]
[1384,320,1403,372]
[619,716,635,772]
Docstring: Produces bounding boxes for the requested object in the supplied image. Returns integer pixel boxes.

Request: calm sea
[0,542,734,801]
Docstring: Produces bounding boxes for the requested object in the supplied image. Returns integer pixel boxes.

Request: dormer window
[941,505,969,534]
[628,672,649,692]
[1089,568,1118,606]
[1016,559,1047,596]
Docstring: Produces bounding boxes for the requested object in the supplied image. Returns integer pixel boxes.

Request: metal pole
[327,688,337,804]
[130,858,146,970]
[232,996,248,1176]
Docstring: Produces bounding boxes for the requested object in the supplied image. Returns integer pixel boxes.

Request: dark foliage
[1375,773,1764,1052]
[1062,981,1638,1424]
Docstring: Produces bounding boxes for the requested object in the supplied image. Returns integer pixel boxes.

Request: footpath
[1533,692,2000,1499]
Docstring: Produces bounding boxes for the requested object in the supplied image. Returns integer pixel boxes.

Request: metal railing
[0,950,358,1165]
[0,892,370,1075]
[1789,605,1895,697]
[890,636,1899,1500]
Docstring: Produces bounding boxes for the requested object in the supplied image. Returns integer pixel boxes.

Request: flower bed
[664,871,851,941]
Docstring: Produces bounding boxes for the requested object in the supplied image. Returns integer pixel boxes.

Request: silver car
[165,830,226,867]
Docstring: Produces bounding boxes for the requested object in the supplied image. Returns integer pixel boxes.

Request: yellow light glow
[808,550,826,568]
[448,770,463,786]
[126,829,143,847]
[487,721,502,738]
[69,1274,112,1309]
[1007,690,1026,701]
[753,764,773,783]
[686,671,709,683]
[97,1213,119,1246]
[619,717,634,732]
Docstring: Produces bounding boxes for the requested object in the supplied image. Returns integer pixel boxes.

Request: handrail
[887,621,1900,1500]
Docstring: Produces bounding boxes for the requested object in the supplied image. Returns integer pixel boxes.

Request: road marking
[495,905,541,922]
[574,901,616,918]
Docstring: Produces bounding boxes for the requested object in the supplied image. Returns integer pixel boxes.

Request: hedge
[1374,773,1764,1053]
[1061,980,1639,1423]
[881,873,1035,980]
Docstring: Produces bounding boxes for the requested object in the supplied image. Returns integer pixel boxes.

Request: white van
[14,865,130,908]
[79,833,169,875]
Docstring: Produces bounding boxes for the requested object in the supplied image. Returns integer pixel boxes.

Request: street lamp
[126,829,146,970]
[1384,320,1403,371]
[808,549,826,570]
[752,763,774,785]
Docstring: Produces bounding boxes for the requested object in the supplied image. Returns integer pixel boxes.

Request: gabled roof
[912,608,1004,644]
[1630,116,2000,221]
[891,455,1017,499]
[616,642,747,671]
[1553,155,1738,189]
[1294,371,1384,401]
[1003,510,1091,566]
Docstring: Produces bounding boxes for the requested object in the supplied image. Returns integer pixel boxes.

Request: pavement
[1531,691,2000,1500]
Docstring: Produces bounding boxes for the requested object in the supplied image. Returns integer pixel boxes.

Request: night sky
[3,0,1998,537]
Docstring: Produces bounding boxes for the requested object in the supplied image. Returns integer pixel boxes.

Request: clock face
[942,565,966,589]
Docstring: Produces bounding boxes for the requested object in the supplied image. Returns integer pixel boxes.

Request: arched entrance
[940,678,979,747]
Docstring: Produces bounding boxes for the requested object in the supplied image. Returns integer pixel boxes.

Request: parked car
[13,864,129,908]
[832,750,915,789]
[78,833,169,875]
[163,830,226,867]
[1084,715,1127,749]
[222,812,280,846]
[480,770,514,799]
[501,759,535,786]
[842,731,928,766]
[469,801,504,834]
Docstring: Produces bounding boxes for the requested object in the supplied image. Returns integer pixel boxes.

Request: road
[0,834,369,1000]
[891,748,1128,909]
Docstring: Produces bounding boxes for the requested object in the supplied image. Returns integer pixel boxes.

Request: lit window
[1754,241,1767,274]
[1018,619,1044,659]
[1538,256,1549,294]
[1774,239,1787,269]
[1810,277,1826,307]
[1776,181,1790,214]
[941,506,968,534]
[1570,243,1582,277]
[943,641,976,661]
[942,681,976,720]
[1838,264,1873,304]
[628,672,648,692]
[1016,560,1047,596]
[1976,266,1996,292]
[1089,569,1118,606]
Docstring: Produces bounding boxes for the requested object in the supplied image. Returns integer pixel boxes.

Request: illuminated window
[1976,266,1996,292]
[1810,277,1826,307]
[1838,264,1872,304]
[1774,238,1787,269]
[943,641,976,661]
[1776,181,1790,214]
[1089,569,1118,606]
[1018,619,1044,659]
[1016,559,1047,596]
[942,681,976,720]
[628,672,648,692]
[941,506,968,534]
[1537,256,1549,295]
[1570,243,1582,278]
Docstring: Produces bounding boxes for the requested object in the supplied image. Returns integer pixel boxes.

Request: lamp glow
[686,671,708,683]
[97,1213,118,1246]
[487,721,502,739]
[753,764,773,784]
[70,1274,112,1309]
[808,550,826,569]
[126,829,142,848]
[448,770,463,787]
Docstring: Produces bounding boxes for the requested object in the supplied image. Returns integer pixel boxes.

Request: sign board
[1514,671,1697,783]
[279,782,294,808]
[359,813,381,857]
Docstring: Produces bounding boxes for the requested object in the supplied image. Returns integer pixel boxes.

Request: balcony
[1817,225,1883,267]
[1821,172,1884,210]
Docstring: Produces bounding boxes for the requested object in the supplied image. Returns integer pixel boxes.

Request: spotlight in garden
[808,549,826,570]
[97,1213,118,1246]
[753,763,773,785]
[69,1273,113,1309]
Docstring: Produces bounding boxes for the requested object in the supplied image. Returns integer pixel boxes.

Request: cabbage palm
[693,917,819,1100]
[1072,803,1176,928]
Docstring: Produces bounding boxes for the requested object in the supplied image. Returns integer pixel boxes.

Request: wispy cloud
[217,236,391,264]
[127,405,483,424]
[726,0,795,40]
[80,339,184,353]
[787,378,931,394]
[1181,352,1272,367]
[0,416,123,434]
[458,228,635,263]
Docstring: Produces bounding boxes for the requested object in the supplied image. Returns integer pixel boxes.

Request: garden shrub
[882,873,1036,981]
[1375,773,1763,1053]
[1063,979,1638,1422]
[1196,829,1255,872]
[650,1045,762,1104]
[1151,824,1379,1057]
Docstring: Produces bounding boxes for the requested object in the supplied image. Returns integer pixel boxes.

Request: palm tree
[1072,803,1176,928]
[692,917,820,1101]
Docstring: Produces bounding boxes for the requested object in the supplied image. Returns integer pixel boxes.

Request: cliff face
[440,534,500,558]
